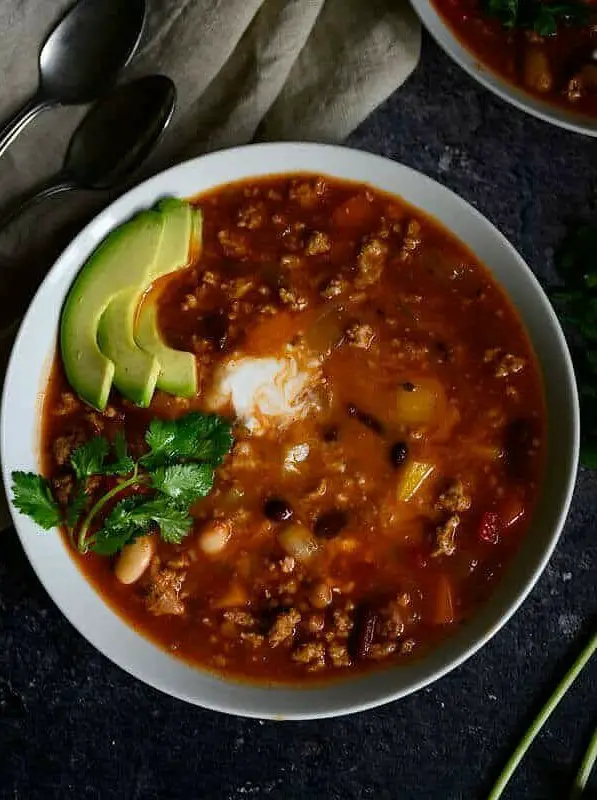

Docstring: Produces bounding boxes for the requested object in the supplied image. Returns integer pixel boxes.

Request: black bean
[434,342,451,364]
[264,497,293,522]
[352,606,379,660]
[322,425,339,442]
[401,381,415,392]
[505,418,538,478]
[389,441,409,467]
[314,509,348,538]
[199,311,228,350]
[346,403,384,434]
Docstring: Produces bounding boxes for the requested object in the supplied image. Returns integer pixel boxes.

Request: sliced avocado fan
[60,211,164,411]
[61,198,202,411]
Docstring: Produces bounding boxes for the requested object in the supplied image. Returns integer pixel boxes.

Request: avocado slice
[135,302,197,397]
[134,205,202,398]
[97,199,199,406]
[60,211,165,411]
[97,289,161,407]
[153,197,198,273]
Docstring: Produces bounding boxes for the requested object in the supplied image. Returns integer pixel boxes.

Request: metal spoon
[0,75,176,231]
[0,0,146,159]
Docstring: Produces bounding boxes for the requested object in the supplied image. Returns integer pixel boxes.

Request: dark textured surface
[1,32,597,800]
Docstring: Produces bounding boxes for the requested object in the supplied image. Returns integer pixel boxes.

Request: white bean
[199,521,231,555]
[115,535,156,585]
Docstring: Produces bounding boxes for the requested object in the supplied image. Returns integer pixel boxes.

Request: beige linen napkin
[0,0,420,529]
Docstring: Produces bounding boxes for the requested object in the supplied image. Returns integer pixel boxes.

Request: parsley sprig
[11,412,233,555]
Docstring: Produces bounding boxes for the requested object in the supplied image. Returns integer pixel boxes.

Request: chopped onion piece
[278,523,319,562]
[284,443,310,472]
[213,582,249,609]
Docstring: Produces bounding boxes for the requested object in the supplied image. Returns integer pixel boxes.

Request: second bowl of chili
[411,0,597,137]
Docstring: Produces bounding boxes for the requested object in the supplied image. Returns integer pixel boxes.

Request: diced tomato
[332,193,376,230]
[478,511,502,544]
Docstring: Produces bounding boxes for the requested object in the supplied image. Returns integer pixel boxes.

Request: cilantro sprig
[482,0,589,36]
[11,412,234,556]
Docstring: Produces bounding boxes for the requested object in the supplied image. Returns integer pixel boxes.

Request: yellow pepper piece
[397,461,435,502]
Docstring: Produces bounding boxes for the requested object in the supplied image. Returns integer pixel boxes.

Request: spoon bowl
[64,75,176,190]
[0,0,146,159]
[39,0,146,105]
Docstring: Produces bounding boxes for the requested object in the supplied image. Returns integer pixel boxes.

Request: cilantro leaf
[91,496,146,555]
[208,424,235,466]
[131,499,192,543]
[92,531,136,556]
[70,437,109,480]
[11,471,62,529]
[105,431,135,475]
[91,495,193,554]
[532,4,558,33]
[141,412,233,468]
[531,0,588,33]
[176,431,233,466]
[65,487,89,528]
[150,463,215,505]
[484,0,518,26]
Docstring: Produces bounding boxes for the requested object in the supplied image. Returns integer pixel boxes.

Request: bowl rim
[410,0,597,138]
[0,142,580,719]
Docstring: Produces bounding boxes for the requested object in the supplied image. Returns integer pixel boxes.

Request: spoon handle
[0,175,76,232]
[0,92,54,160]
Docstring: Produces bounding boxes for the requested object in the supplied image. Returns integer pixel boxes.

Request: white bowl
[1,143,579,719]
[410,0,597,138]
